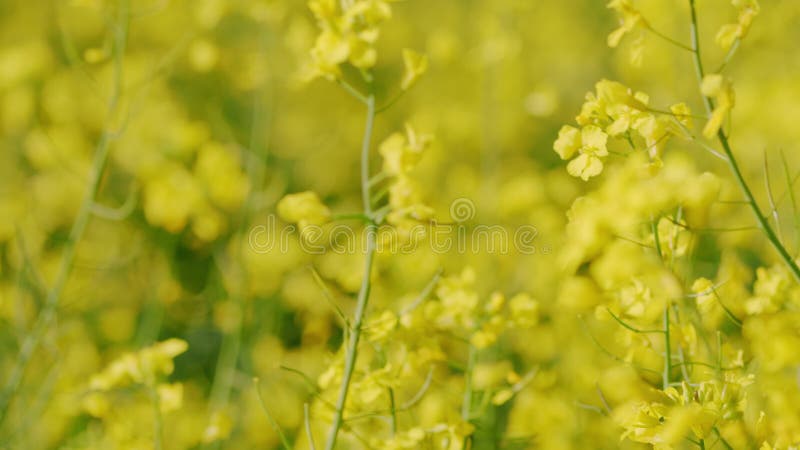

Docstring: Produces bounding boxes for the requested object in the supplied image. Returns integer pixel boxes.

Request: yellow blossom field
[2,0,800,449]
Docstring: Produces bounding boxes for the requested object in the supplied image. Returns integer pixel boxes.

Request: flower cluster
[716,0,761,50]
[82,339,188,418]
[307,0,395,79]
[379,124,435,232]
[554,79,687,180]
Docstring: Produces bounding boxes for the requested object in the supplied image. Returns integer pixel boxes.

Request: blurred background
[1,0,800,448]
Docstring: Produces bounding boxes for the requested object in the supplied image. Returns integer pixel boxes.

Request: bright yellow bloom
[366,310,399,342]
[89,339,189,391]
[716,0,760,50]
[553,125,581,160]
[691,277,717,314]
[565,125,609,181]
[606,0,647,48]
[400,48,428,90]
[701,74,735,139]
[276,191,331,228]
[379,124,430,176]
[670,102,693,129]
[307,0,395,80]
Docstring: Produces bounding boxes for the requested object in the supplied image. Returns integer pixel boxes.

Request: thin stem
[711,288,743,327]
[663,306,672,390]
[688,0,800,283]
[399,366,434,409]
[606,307,664,334]
[763,151,783,243]
[461,345,476,421]
[323,94,378,450]
[337,79,368,104]
[305,403,317,450]
[652,215,664,260]
[309,265,350,327]
[716,38,740,73]
[579,315,661,376]
[254,379,293,450]
[361,96,376,215]
[646,24,695,52]
[149,384,164,450]
[400,268,443,315]
[712,426,734,450]
[0,0,128,428]
[375,89,407,114]
[388,388,397,436]
[332,212,372,223]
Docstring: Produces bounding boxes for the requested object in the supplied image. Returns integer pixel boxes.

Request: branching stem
[0,0,129,428]
[688,0,800,283]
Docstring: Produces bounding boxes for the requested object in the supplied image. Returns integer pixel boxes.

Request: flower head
[400,48,428,90]
[277,191,331,228]
[553,125,609,181]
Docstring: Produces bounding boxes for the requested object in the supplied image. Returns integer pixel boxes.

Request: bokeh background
[2,0,800,448]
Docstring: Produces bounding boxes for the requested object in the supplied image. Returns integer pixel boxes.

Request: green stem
[663,306,672,390]
[375,89,407,114]
[712,426,734,450]
[461,345,476,421]
[0,0,128,428]
[305,403,317,450]
[149,384,164,450]
[323,94,377,450]
[687,0,800,284]
[254,379,292,450]
[646,24,694,52]
[716,38,740,73]
[388,388,397,436]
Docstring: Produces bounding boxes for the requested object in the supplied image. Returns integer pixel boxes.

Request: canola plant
[1,0,800,449]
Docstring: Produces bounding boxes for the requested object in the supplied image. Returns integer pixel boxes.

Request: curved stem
[687,0,800,283]
[0,0,129,428]
[646,24,694,52]
[323,94,377,450]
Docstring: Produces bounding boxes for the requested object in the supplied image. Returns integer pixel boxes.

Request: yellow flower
[745,265,790,315]
[143,164,203,233]
[307,0,395,80]
[716,0,760,50]
[82,391,111,418]
[606,0,647,48]
[491,389,514,406]
[691,277,716,314]
[508,293,539,328]
[379,124,430,176]
[277,191,331,228]
[670,102,693,129]
[310,30,350,79]
[701,74,735,139]
[553,125,581,160]
[89,339,188,391]
[565,125,609,181]
[400,48,428,90]
[157,382,184,413]
[194,142,250,212]
[366,310,398,342]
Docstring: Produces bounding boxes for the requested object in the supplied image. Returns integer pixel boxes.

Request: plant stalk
[687,0,800,283]
[0,0,128,428]
[323,94,377,450]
